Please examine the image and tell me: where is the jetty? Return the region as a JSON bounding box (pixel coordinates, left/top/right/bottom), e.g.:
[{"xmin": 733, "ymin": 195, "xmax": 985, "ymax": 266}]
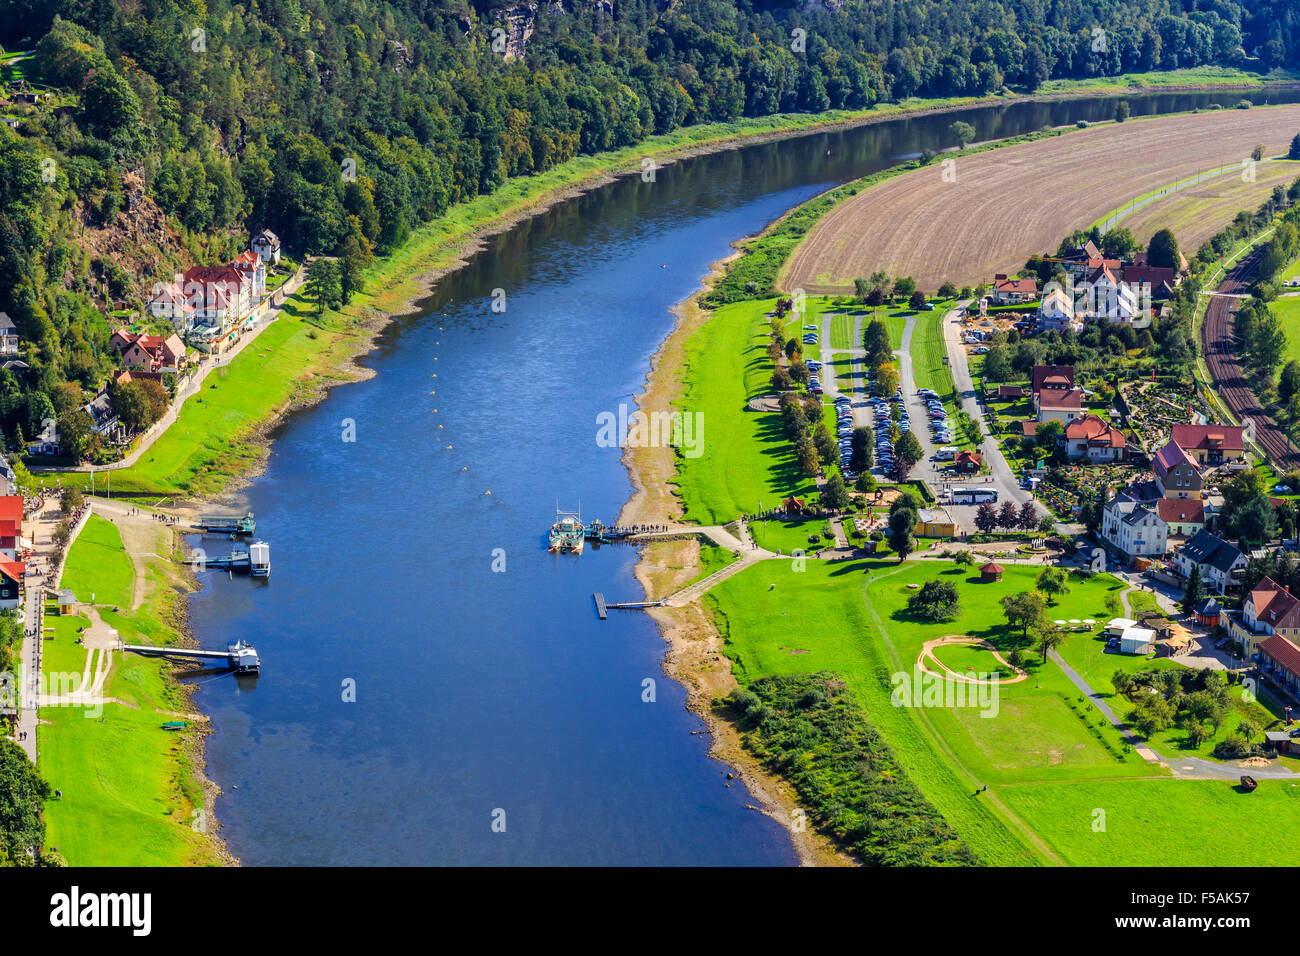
[
  {"xmin": 191, "ymin": 541, "xmax": 270, "ymax": 577},
  {"xmin": 118, "ymin": 639, "xmax": 261, "ymax": 673}
]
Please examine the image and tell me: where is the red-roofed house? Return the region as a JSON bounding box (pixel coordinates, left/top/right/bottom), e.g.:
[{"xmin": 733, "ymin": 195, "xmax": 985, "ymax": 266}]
[
  {"xmin": 1152, "ymin": 438, "xmax": 1203, "ymax": 499},
  {"xmin": 110, "ymin": 331, "xmax": 187, "ymax": 373},
  {"xmin": 953, "ymin": 450, "xmax": 983, "ymax": 473},
  {"xmin": 993, "ymin": 274, "xmax": 1039, "ymax": 304},
  {"xmin": 1259, "ymin": 633, "xmax": 1300, "ymax": 703},
  {"xmin": 1037, "ymin": 387, "xmax": 1084, "ymax": 425},
  {"xmin": 1064, "ymin": 414, "xmax": 1126, "ymax": 461},
  {"xmin": 0, "ymin": 556, "xmax": 22, "ymax": 609},
  {"xmin": 1156, "ymin": 498, "xmax": 1204, "ymax": 538},
  {"xmin": 1170, "ymin": 424, "xmax": 1245, "ymax": 466},
  {"xmin": 0, "ymin": 495, "xmax": 22, "ymax": 560},
  {"xmin": 1031, "ymin": 364, "xmax": 1075, "ymax": 398}
]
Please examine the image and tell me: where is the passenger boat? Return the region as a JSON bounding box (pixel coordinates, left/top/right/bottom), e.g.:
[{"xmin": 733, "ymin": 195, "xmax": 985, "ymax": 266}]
[{"xmin": 548, "ymin": 507, "xmax": 585, "ymax": 554}]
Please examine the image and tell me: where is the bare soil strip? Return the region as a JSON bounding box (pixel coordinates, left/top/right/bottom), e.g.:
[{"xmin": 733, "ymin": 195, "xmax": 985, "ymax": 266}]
[
  {"xmin": 917, "ymin": 636, "xmax": 1028, "ymax": 686},
  {"xmin": 782, "ymin": 105, "xmax": 1300, "ymax": 293}
]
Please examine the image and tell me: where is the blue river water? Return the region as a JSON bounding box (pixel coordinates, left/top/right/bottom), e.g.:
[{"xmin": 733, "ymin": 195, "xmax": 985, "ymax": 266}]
[{"xmin": 184, "ymin": 88, "xmax": 1300, "ymax": 865}]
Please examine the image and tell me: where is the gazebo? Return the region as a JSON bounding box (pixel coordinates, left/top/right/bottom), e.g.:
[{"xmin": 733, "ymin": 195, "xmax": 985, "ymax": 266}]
[
  {"xmin": 1193, "ymin": 597, "xmax": 1221, "ymax": 628},
  {"xmin": 979, "ymin": 561, "xmax": 1005, "ymax": 583}
]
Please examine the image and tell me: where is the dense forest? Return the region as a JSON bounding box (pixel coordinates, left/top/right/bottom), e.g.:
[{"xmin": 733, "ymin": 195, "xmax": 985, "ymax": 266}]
[{"xmin": 0, "ymin": 0, "xmax": 1297, "ymax": 456}]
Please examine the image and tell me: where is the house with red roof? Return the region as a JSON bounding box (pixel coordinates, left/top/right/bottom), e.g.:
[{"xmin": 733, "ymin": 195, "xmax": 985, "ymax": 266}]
[
  {"xmin": 992, "ymin": 274, "xmax": 1038, "ymax": 305},
  {"xmin": 1156, "ymin": 498, "xmax": 1204, "ymax": 538},
  {"xmin": 953, "ymin": 450, "xmax": 983, "ymax": 473},
  {"xmin": 1170, "ymin": 424, "xmax": 1245, "ymax": 467},
  {"xmin": 1152, "ymin": 438, "xmax": 1203, "ymax": 499},
  {"xmin": 110, "ymin": 330, "xmax": 187, "ymax": 373},
  {"xmin": 0, "ymin": 556, "xmax": 22, "ymax": 609},
  {"xmin": 1064, "ymin": 414, "xmax": 1126, "ymax": 461},
  {"xmin": 1036, "ymin": 387, "xmax": 1084, "ymax": 425},
  {"xmin": 1031, "ymin": 364, "xmax": 1075, "ymax": 398}
]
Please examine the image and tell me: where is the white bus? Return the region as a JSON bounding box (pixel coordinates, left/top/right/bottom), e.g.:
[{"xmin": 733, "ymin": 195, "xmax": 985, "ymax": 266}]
[{"xmin": 952, "ymin": 487, "xmax": 998, "ymax": 504}]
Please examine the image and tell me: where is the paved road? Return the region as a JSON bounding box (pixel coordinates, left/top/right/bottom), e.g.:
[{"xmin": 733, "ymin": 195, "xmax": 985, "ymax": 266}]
[
  {"xmin": 940, "ymin": 302, "xmax": 1041, "ymax": 530},
  {"xmin": 896, "ymin": 313, "xmax": 943, "ymax": 491},
  {"xmin": 1049, "ymin": 647, "xmax": 1161, "ymax": 763}
]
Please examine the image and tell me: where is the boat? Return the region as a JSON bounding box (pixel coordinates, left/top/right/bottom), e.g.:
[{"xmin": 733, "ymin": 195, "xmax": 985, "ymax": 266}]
[
  {"xmin": 548, "ymin": 507, "xmax": 585, "ymax": 554},
  {"xmin": 161, "ymin": 721, "xmax": 188, "ymax": 731},
  {"xmin": 196, "ymin": 511, "xmax": 256, "ymax": 535}
]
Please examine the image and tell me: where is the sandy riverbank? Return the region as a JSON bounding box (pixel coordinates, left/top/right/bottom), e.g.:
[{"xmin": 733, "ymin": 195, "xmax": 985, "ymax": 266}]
[{"xmin": 616, "ymin": 251, "xmax": 853, "ymax": 868}]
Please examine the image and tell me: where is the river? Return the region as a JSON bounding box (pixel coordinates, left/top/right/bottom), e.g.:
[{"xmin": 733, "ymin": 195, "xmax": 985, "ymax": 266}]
[{"xmin": 185, "ymin": 87, "xmax": 1300, "ymax": 865}]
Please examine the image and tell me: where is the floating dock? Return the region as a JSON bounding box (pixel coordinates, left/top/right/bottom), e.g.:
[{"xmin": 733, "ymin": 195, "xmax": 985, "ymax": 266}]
[
  {"xmin": 192, "ymin": 541, "xmax": 270, "ymax": 577},
  {"xmin": 119, "ymin": 640, "xmax": 261, "ymax": 673},
  {"xmin": 592, "ymin": 592, "xmax": 664, "ymax": 619},
  {"xmin": 195, "ymin": 511, "xmax": 257, "ymax": 535}
]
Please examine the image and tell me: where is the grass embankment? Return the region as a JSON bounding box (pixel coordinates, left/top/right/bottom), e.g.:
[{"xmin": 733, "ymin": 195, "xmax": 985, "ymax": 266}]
[
  {"xmin": 1032, "ymin": 66, "xmax": 1300, "ymax": 95},
  {"xmin": 39, "ymin": 513, "xmax": 220, "ymax": 866}
]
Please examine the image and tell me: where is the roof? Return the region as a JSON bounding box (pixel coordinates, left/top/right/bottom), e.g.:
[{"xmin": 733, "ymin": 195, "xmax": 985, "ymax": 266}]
[
  {"xmin": 0, "ymin": 496, "xmax": 21, "ymax": 526},
  {"xmin": 1171, "ymin": 424, "xmax": 1244, "ymax": 453},
  {"xmin": 917, "ymin": 508, "xmax": 953, "ymax": 525},
  {"xmin": 1153, "ymin": 438, "xmax": 1197, "ymax": 480},
  {"xmin": 1178, "ymin": 529, "xmax": 1245, "ymax": 574},
  {"xmin": 1156, "ymin": 498, "xmax": 1205, "ymax": 525},
  {"xmin": 954, "ymin": 450, "xmax": 983, "ymax": 467},
  {"xmin": 1107, "ymin": 617, "xmax": 1137, "ymax": 629},
  {"xmin": 1122, "ymin": 264, "xmax": 1177, "ymax": 289},
  {"xmin": 1065, "ymin": 414, "xmax": 1125, "ymax": 447},
  {"xmin": 0, "ymin": 312, "xmax": 15, "ymax": 333},
  {"xmin": 1120, "ymin": 626, "xmax": 1155, "ymax": 642},
  {"xmin": 997, "ymin": 384, "xmax": 1025, "ymax": 397},
  {"xmin": 994, "ymin": 276, "xmax": 1038, "ymax": 295},
  {"xmin": 1031, "ymin": 365, "xmax": 1075, "ymax": 395},
  {"xmin": 1260, "ymin": 635, "xmax": 1300, "ymax": 676},
  {"xmin": 1020, "ymin": 420, "xmax": 1038, "ymax": 437},
  {"xmin": 0, "ymin": 557, "xmax": 23, "ymax": 584},
  {"xmin": 1039, "ymin": 388, "xmax": 1084, "ymax": 412},
  {"xmin": 1193, "ymin": 596, "xmax": 1221, "ymax": 615},
  {"xmin": 1249, "ymin": 576, "xmax": 1300, "ymax": 629},
  {"xmin": 253, "ymin": 229, "xmax": 281, "ymax": 246},
  {"xmin": 980, "ymin": 561, "xmax": 1005, "ymax": 573}
]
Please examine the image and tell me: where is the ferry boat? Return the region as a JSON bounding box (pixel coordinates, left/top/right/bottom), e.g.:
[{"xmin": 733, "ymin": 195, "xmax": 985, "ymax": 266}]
[
  {"xmin": 196, "ymin": 511, "xmax": 257, "ymax": 535},
  {"xmin": 549, "ymin": 508, "xmax": 585, "ymax": 554}
]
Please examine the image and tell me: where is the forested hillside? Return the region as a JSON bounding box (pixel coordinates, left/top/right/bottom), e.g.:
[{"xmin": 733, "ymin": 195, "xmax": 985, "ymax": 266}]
[{"xmin": 0, "ymin": 0, "xmax": 1296, "ymax": 456}]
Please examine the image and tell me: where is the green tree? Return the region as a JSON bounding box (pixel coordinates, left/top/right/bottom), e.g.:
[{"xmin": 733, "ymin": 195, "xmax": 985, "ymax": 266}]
[
  {"xmin": 908, "ymin": 579, "xmax": 961, "ymax": 621},
  {"xmin": 305, "ymin": 258, "xmax": 343, "ymax": 315},
  {"xmin": 854, "ymin": 472, "xmax": 877, "ymax": 494},
  {"xmin": 895, "ymin": 429, "xmax": 923, "ymax": 465},
  {"xmin": 1147, "ymin": 228, "xmax": 1180, "ymax": 270},
  {"xmin": 1291, "ymin": 133, "xmax": 1300, "ymax": 161},
  {"xmin": 1114, "ymin": 100, "xmax": 1131, "ymax": 122},
  {"xmin": 1036, "ymin": 566, "xmax": 1070, "ymax": 605},
  {"xmin": 822, "ymin": 473, "xmax": 849, "ymax": 511},
  {"xmin": 1036, "ymin": 627, "xmax": 1062, "ymax": 663},
  {"xmin": 1181, "ymin": 564, "xmax": 1204, "ymax": 615},
  {"xmin": 1001, "ymin": 590, "xmax": 1046, "ymax": 641},
  {"xmin": 949, "ymin": 120, "xmax": 976, "ymax": 147},
  {"xmin": 0, "ymin": 737, "xmax": 51, "ymax": 864},
  {"xmin": 1280, "ymin": 360, "xmax": 1300, "ymax": 405}
]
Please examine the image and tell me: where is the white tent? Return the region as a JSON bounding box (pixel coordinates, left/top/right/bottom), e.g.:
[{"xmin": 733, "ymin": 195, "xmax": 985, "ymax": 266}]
[
  {"xmin": 1106, "ymin": 617, "xmax": 1137, "ymax": 636},
  {"xmin": 1118, "ymin": 626, "xmax": 1156, "ymax": 655}
]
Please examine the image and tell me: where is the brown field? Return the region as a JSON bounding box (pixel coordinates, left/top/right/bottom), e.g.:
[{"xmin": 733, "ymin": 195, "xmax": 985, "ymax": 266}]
[
  {"xmin": 781, "ymin": 105, "xmax": 1300, "ymax": 294},
  {"xmin": 1120, "ymin": 159, "xmax": 1300, "ymax": 251}
]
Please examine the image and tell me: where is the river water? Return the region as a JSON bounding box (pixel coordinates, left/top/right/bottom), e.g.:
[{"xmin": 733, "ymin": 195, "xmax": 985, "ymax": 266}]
[{"xmin": 185, "ymin": 88, "xmax": 1300, "ymax": 865}]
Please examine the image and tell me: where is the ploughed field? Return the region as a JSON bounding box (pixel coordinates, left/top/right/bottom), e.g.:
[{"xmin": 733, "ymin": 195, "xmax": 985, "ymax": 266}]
[{"xmin": 781, "ymin": 105, "xmax": 1300, "ymax": 293}]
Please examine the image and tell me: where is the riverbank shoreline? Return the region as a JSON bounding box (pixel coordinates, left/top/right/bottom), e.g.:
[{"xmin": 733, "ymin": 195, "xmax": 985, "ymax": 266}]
[{"xmin": 616, "ymin": 250, "xmax": 852, "ymax": 867}]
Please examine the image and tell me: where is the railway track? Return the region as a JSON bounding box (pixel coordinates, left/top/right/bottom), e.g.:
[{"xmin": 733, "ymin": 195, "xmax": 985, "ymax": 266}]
[{"xmin": 1200, "ymin": 248, "xmax": 1300, "ymax": 471}]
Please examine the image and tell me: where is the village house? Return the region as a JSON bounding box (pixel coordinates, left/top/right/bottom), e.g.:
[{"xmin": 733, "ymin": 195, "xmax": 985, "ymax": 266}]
[
  {"xmin": 1173, "ymin": 529, "xmax": 1246, "ymax": 594},
  {"xmin": 992, "ymin": 274, "xmax": 1038, "ymax": 305},
  {"xmin": 1152, "ymin": 438, "xmax": 1203, "ymax": 499},
  {"xmin": 0, "ymin": 312, "xmax": 19, "ymax": 356},
  {"xmin": 1227, "ymin": 576, "xmax": 1300, "ymax": 659},
  {"xmin": 82, "ymin": 391, "xmax": 123, "ymax": 441},
  {"xmin": 1037, "ymin": 387, "xmax": 1084, "ymax": 425},
  {"xmin": 232, "ymin": 249, "xmax": 268, "ymax": 300},
  {"xmin": 251, "ymin": 229, "xmax": 282, "ymax": 264},
  {"xmin": 1100, "ymin": 491, "xmax": 1167, "ymax": 561},
  {"xmin": 915, "ymin": 507, "xmax": 957, "ymax": 537},
  {"xmin": 109, "ymin": 330, "xmax": 187, "ymax": 373},
  {"xmin": 0, "ymin": 558, "xmax": 22, "ymax": 610},
  {"xmin": 1122, "ymin": 263, "xmax": 1178, "ymax": 300},
  {"xmin": 149, "ymin": 261, "xmax": 254, "ymax": 346},
  {"xmin": 1064, "ymin": 414, "xmax": 1126, "ymax": 461},
  {"xmin": 953, "ymin": 450, "xmax": 983, "ymax": 473},
  {"xmin": 1037, "ymin": 286, "xmax": 1079, "ymax": 333},
  {"xmin": 1081, "ymin": 264, "xmax": 1141, "ymax": 324},
  {"xmin": 1170, "ymin": 423, "xmax": 1245, "ymax": 467},
  {"xmin": 1156, "ymin": 498, "xmax": 1205, "ymax": 538}
]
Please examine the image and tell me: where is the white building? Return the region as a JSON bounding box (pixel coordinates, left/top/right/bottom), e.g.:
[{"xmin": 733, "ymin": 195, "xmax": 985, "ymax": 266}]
[{"xmin": 1100, "ymin": 492, "xmax": 1167, "ymax": 560}]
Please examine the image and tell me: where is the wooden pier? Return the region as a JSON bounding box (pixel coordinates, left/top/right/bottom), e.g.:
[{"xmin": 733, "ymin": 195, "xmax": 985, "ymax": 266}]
[{"xmin": 592, "ymin": 592, "xmax": 665, "ymax": 620}]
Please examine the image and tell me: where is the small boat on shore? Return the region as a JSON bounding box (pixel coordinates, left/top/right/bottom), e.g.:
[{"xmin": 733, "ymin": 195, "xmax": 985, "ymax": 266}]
[{"xmin": 549, "ymin": 507, "xmax": 585, "ymax": 554}]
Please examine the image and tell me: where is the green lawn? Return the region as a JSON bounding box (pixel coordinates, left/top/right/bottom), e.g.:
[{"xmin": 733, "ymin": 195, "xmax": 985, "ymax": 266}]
[
  {"xmin": 1274, "ymin": 294, "xmax": 1300, "ymax": 368},
  {"xmin": 908, "ymin": 304, "xmax": 970, "ymax": 445},
  {"xmin": 39, "ymin": 511, "xmax": 217, "ymax": 865},
  {"xmin": 673, "ymin": 298, "xmax": 824, "ymax": 524},
  {"xmin": 60, "ymin": 514, "xmax": 134, "ymax": 608},
  {"xmin": 1000, "ymin": 778, "xmax": 1300, "ymax": 866},
  {"xmin": 708, "ymin": 558, "xmax": 1157, "ymax": 865}
]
